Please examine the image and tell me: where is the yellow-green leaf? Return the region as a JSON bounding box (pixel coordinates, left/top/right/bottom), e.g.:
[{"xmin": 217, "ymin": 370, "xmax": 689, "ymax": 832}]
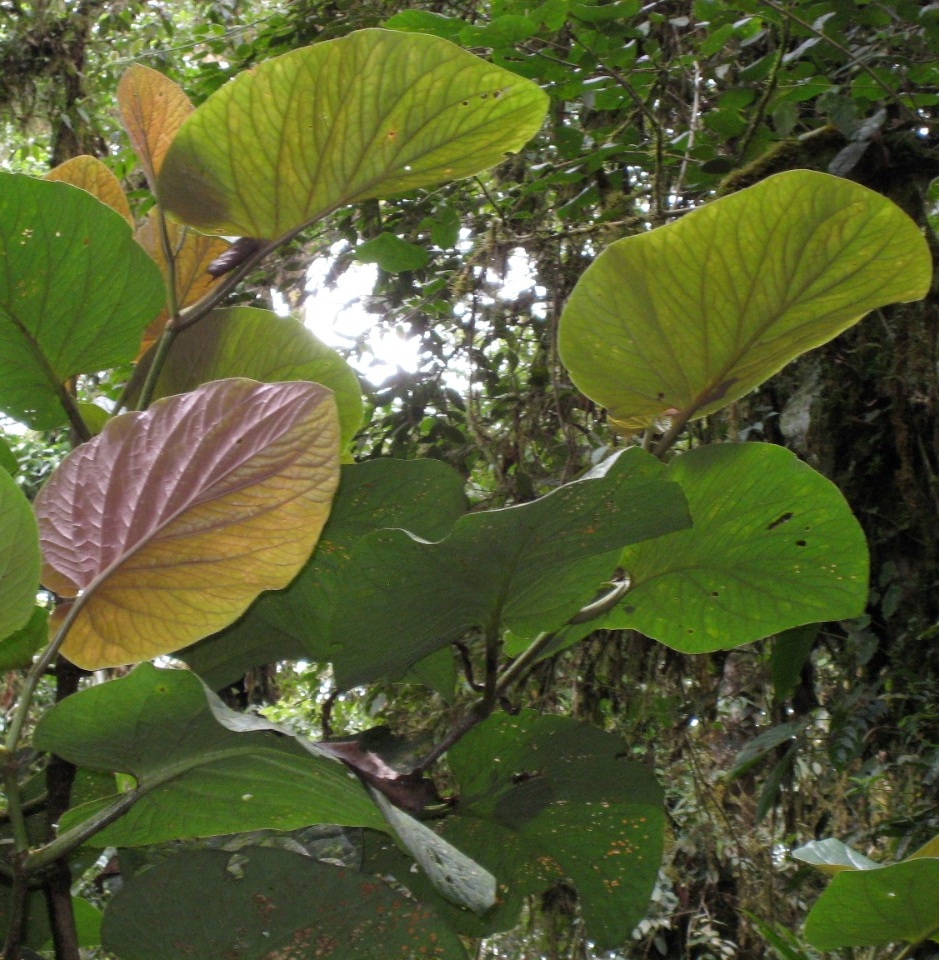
[
  {"xmin": 559, "ymin": 170, "xmax": 932, "ymax": 432},
  {"xmin": 131, "ymin": 307, "xmax": 363, "ymax": 451},
  {"xmin": 158, "ymin": 28, "xmax": 549, "ymax": 237},
  {"xmin": 44, "ymin": 156, "xmax": 133, "ymax": 227},
  {"xmin": 34, "ymin": 378, "xmax": 340, "ymax": 669}
]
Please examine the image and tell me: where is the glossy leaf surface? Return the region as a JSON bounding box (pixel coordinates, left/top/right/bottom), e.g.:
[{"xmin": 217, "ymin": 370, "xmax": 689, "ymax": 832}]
[
  {"xmin": 370, "ymin": 789, "xmax": 496, "ymax": 914},
  {"xmin": 35, "ymin": 378, "xmax": 340, "ymax": 668},
  {"xmin": 102, "ymin": 847, "xmax": 466, "ymax": 960},
  {"xmin": 117, "ymin": 63, "xmax": 193, "ymax": 185},
  {"xmin": 158, "ymin": 29, "xmax": 549, "ymax": 237},
  {"xmin": 36, "ymin": 664, "xmax": 386, "ymax": 845},
  {"xmin": 183, "ymin": 457, "xmax": 466, "ymax": 689},
  {"xmin": 607, "ymin": 443, "xmax": 868, "ymax": 651},
  {"xmin": 44, "ymin": 155, "xmax": 133, "ymax": 226},
  {"xmin": 793, "ymin": 838, "xmax": 879, "ymax": 875},
  {"xmin": 559, "ymin": 170, "xmax": 932, "ymax": 431},
  {"xmin": 0, "ymin": 173, "xmax": 164, "ymax": 428},
  {"xmin": 135, "ymin": 307, "xmax": 363, "ymax": 449},
  {"xmin": 0, "ymin": 467, "xmax": 40, "ymax": 641},
  {"xmin": 330, "ymin": 448, "xmax": 689, "ymax": 687}
]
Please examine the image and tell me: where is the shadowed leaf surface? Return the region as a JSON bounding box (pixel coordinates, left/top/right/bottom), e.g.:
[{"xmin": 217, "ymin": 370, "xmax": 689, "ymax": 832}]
[
  {"xmin": 36, "ymin": 664, "xmax": 386, "ymax": 845},
  {"xmin": 183, "ymin": 457, "xmax": 466, "ymax": 689},
  {"xmin": 0, "ymin": 436, "xmax": 15, "ymax": 475},
  {"xmin": 803, "ymin": 857, "xmax": 939, "ymax": 948},
  {"xmin": 368, "ymin": 712, "xmax": 663, "ymax": 949},
  {"xmin": 0, "ymin": 173, "xmax": 164, "ymax": 428},
  {"xmin": 158, "ymin": 28, "xmax": 549, "ymax": 237},
  {"xmin": 559, "ymin": 170, "xmax": 932, "ymax": 431},
  {"xmin": 0, "ymin": 606, "xmax": 47, "ymax": 671},
  {"xmin": 35, "ymin": 378, "xmax": 340, "ymax": 668},
  {"xmin": 607, "ymin": 443, "xmax": 868, "ymax": 651},
  {"xmin": 102, "ymin": 847, "xmax": 466, "ymax": 960},
  {"xmin": 330, "ymin": 448, "xmax": 689, "ymax": 688}
]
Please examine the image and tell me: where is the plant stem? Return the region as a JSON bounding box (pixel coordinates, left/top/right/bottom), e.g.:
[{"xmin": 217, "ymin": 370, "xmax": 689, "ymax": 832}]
[
  {"xmin": 737, "ymin": 12, "xmax": 789, "ymax": 159},
  {"xmin": 652, "ymin": 406, "xmax": 695, "ymax": 458},
  {"xmin": 414, "ymin": 579, "xmax": 631, "ymax": 773},
  {"xmin": 134, "ymin": 207, "xmax": 182, "ymax": 411},
  {"xmin": 2, "ymin": 870, "xmax": 29, "ymax": 960},
  {"xmin": 24, "ymin": 789, "xmax": 140, "ymax": 873},
  {"xmin": 0, "ymin": 594, "xmax": 91, "ymax": 959}
]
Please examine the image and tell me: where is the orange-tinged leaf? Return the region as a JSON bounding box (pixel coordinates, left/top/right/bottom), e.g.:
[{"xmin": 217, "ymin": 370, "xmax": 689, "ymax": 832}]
[
  {"xmin": 44, "ymin": 156, "xmax": 133, "ymax": 227},
  {"xmin": 118, "ymin": 64, "xmax": 194, "ymax": 187},
  {"xmin": 134, "ymin": 209, "xmax": 229, "ymax": 354},
  {"xmin": 35, "ymin": 378, "xmax": 340, "ymax": 669}
]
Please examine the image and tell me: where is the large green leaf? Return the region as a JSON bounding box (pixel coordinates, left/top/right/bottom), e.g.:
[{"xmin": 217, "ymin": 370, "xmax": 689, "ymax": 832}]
[
  {"xmin": 182, "ymin": 457, "xmax": 466, "ymax": 689},
  {"xmin": 132, "ymin": 307, "xmax": 363, "ymax": 450},
  {"xmin": 102, "ymin": 847, "xmax": 466, "ymax": 960},
  {"xmin": 0, "ymin": 606, "xmax": 48, "ymax": 671},
  {"xmin": 329, "ymin": 448, "xmax": 690, "ymax": 688},
  {"xmin": 35, "ymin": 664, "xmax": 386, "ymax": 846},
  {"xmin": 368, "ymin": 712, "xmax": 663, "ymax": 949},
  {"xmin": 0, "ymin": 173, "xmax": 164, "ymax": 428},
  {"xmin": 35, "ymin": 378, "xmax": 340, "ymax": 669},
  {"xmin": 605, "ymin": 443, "xmax": 868, "ymax": 651},
  {"xmin": 802, "ymin": 856, "xmax": 939, "ymax": 948},
  {"xmin": 158, "ymin": 29, "xmax": 549, "ymax": 237},
  {"xmin": 0, "ymin": 466, "xmax": 40, "ymax": 641},
  {"xmin": 558, "ymin": 170, "xmax": 932, "ymax": 432}
]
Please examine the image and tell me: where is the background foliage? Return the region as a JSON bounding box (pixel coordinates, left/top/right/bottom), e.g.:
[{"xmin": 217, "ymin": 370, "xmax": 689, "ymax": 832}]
[{"xmin": 2, "ymin": 1, "xmax": 939, "ymax": 958}]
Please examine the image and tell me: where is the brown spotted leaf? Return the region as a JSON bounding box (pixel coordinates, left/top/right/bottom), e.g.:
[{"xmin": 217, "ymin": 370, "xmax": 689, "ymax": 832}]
[
  {"xmin": 366, "ymin": 711, "xmax": 663, "ymax": 947},
  {"xmin": 101, "ymin": 848, "xmax": 466, "ymax": 960}
]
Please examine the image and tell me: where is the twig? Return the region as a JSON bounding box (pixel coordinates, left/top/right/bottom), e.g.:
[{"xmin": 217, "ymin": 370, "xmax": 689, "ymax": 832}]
[
  {"xmin": 321, "ymin": 689, "xmax": 341, "ymax": 739},
  {"xmin": 758, "ymin": 0, "xmax": 917, "ymax": 124},
  {"xmin": 413, "ymin": 579, "xmax": 632, "ymax": 773},
  {"xmin": 737, "ymin": 12, "xmax": 790, "ymax": 159}
]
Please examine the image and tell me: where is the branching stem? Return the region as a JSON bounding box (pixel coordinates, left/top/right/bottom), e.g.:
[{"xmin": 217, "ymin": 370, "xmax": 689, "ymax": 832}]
[{"xmin": 414, "ymin": 579, "xmax": 631, "ymax": 773}]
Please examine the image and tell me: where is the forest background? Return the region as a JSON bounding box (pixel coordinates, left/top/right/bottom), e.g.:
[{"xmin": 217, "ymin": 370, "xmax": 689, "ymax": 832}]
[{"xmin": 2, "ymin": 0, "xmax": 939, "ymax": 958}]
